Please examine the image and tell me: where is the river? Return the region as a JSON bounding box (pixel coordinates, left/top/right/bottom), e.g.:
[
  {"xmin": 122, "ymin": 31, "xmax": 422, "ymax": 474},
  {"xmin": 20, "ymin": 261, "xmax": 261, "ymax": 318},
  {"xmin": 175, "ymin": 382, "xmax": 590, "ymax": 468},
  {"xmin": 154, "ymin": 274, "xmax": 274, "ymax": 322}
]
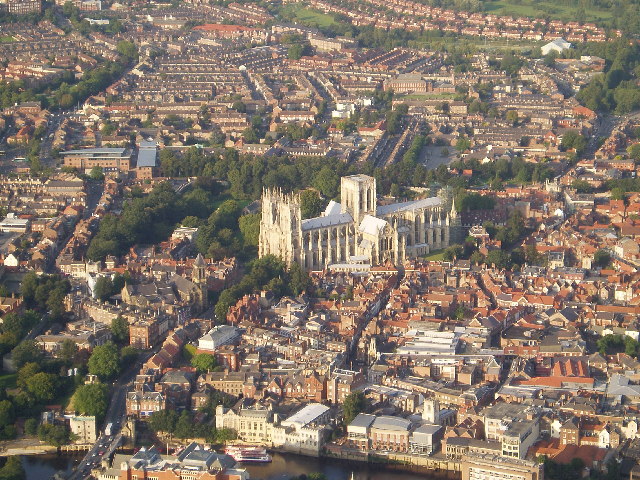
[{"xmin": 21, "ymin": 451, "xmax": 438, "ymax": 480}]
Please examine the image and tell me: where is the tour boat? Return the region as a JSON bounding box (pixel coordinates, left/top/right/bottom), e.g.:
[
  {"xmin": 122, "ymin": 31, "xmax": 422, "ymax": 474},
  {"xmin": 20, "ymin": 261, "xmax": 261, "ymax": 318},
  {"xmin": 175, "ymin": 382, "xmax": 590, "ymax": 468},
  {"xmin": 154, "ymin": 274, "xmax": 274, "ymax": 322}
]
[{"xmin": 224, "ymin": 445, "xmax": 272, "ymax": 463}]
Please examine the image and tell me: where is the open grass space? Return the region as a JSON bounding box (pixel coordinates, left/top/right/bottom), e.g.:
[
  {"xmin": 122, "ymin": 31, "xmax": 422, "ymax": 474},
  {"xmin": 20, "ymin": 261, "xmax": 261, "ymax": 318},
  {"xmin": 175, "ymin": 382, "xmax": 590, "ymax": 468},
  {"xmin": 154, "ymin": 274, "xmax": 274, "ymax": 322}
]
[
  {"xmin": 424, "ymin": 249, "xmax": 446, "ymax": 261},
  {"xmin": 280, "ymin": 4, "xmax": 340, "ymax": 29},
  {"xmin": 482, "ymin": 0, "xmax": 613, "ymax": 24},
  {"xmin": 0, "ymin": 374, "xmax": 17, "ymax": 392}
]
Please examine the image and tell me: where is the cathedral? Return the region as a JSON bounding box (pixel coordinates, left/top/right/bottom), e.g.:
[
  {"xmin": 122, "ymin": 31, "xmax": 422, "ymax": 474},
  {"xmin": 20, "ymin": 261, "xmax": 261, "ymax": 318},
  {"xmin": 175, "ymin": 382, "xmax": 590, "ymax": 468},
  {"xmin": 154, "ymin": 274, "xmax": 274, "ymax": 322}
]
[{"xmin": 259, "ymin": 174, "xmax": 457, "ymax": 271}]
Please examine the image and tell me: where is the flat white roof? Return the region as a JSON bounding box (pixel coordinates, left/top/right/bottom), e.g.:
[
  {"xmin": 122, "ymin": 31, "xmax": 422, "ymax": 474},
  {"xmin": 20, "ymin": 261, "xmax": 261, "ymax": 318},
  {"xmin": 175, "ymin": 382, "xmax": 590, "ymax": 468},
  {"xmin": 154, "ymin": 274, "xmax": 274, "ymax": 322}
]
[
  {"xmin": 283, "ymin": 403, "xmax": 329, "ymax": 427},
  {"xmin": 302, "ymin": 212, "xmax": 352, "ymax": 231},
  {"xmin": 377, "ymin": 197, "xmax": 441, "ymax": 216}
]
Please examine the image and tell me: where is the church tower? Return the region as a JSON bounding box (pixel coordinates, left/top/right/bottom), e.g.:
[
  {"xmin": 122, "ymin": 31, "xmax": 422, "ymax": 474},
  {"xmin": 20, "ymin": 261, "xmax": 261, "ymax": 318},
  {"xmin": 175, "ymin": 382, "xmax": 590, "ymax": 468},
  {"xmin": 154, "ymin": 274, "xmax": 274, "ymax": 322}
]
[
  {"xmin": 341, "ymin": 175, "xmax": 376, "ymax": 225},
  {"xmin": 448, "ymin": 197, "xmax": 463, "ymax": 245},
  {"xmin": 259, "ymin": 189, "xmax": 303, "ymax": 267},
  {"xmin": 192, "ymin": 253, "xmax": 208, "ymax": 312},
  {"xmin": 423, "ymin": 397, "xmax": 440, "ymax": 424}
]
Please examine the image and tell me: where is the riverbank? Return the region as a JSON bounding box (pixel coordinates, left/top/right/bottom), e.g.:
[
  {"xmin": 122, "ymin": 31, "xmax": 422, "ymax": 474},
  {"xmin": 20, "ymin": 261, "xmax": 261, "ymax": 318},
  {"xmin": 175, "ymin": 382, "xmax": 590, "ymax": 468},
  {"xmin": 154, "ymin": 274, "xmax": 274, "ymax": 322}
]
[
  {"xmin": 21, "ymin": 450, "xmax": 452, "ymax": 480},
  {"xmin": 324, "ymin": 448, "xmax": 460, "ymax": 479},
  {"xmin": 0, "ymin": 438, "xmax": 58, "ymax": 457}
]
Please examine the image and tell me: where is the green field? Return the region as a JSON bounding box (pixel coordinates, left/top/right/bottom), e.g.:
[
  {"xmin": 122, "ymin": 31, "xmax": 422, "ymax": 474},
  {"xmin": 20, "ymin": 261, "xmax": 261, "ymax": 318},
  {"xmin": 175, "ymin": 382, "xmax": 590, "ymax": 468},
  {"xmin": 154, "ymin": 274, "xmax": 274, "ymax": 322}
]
[
  {"xmin": 482, "ymin": 0, "xmax": 613, "ymax": 23},
  {"xmin": 280, "ymin": 4, "xmax": 340, "ymax": 28},
  {"xmin": 0, "ymin": 35, "xmax": 15, "ymax": 43},
  {"xmin": 424, "ymin": 249, "xmax": 446, "ymax": 261},
  {"xmin": 0, "ymin": 374, "xmax": 17, "ymax": 392}
]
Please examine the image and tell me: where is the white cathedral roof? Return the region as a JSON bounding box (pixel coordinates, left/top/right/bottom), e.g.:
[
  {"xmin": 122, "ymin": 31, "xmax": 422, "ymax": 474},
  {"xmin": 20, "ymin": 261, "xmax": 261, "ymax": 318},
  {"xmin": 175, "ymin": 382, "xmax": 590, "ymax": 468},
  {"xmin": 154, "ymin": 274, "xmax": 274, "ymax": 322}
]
[
  {"xmin": 302, "ymin": 212, "xmax": 353, "ymax": 231},
  {"xmin": 359, "ymin": 215, "xmax": 388, "ymax": 236},
  {"xmin": 376, "ymin": 197, "xmax": 442, "ymax": 216},
  {"xmin": 323, "ymin": 200, "xmax": 342, "ymax": 216}
]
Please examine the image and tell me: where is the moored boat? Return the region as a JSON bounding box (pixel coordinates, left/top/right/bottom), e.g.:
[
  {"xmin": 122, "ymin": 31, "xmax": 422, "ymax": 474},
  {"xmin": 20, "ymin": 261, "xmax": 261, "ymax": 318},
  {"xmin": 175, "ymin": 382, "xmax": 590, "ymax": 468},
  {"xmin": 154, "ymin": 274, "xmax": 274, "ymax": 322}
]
[{"xmin": 224, "ymin": 445, "xmax": 272, "ymax": 463}]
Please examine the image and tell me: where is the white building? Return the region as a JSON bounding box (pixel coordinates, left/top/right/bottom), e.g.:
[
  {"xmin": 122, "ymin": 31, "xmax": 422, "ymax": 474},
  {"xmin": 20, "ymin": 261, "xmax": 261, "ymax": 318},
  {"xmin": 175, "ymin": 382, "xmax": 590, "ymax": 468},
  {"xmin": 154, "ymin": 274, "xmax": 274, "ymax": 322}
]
[
  {"xmin": 396, "ymin": 330, "xmax": 461, "ymax": 355},
  {"xmin": 68, "ymin": 415, "xmax": 97, "ymax": 444},
  {"xmin": 0, "ymin": 213, "xmax": 30, "ymax": 233},
  {"xmin": 541, "ymin": 38, "xmax": 572, "ymax": 56},
  {"xmin": 216, "ymin": 403, "xmax": 331, "ymax": 456},
  {"xmin": 197, "ymin": 325, "xmax": 241, "ymax": 352}
]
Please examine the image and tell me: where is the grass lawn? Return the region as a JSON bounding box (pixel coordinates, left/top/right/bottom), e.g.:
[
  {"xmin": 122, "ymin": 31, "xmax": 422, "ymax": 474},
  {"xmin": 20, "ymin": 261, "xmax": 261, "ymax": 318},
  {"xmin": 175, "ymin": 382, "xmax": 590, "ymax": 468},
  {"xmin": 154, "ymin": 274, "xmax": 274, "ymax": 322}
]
[
  {"xmin": 483, "ymin": 0, "xmax": 613, "ymax": 23},
  {"xmin": 0, "ymin": 374, "xmax": 17, "ymax": 392},
  {"xmin": 56, "ymin": 389, "xmax": 75, "ymax": 411},
  {"xmin": 424, "ymin": 249, "xmax": 446, "ymax": 261},
  {"xmin": 0, "ymin": 35, "xmax": 15, "ymax": 43},
  {"xmin": 280, "ymin": 4, "xmax": 339, "ymax": 28}
]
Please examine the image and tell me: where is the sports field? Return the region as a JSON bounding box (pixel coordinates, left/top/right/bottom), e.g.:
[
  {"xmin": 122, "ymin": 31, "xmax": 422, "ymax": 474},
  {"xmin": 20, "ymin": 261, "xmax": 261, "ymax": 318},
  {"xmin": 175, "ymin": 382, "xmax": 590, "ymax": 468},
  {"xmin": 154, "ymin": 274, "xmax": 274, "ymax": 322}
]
[{"xmin": 482, "ymin": 0, "xmax": 613, "ymax": 24}]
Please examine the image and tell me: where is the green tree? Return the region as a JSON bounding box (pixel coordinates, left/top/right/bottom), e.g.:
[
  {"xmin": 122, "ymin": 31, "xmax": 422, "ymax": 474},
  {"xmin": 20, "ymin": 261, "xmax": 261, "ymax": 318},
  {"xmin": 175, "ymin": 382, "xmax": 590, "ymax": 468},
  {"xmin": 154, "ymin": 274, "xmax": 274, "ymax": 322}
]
[
  {"xmin": 628, "ymin": 143, "xmax": 640, "ymax": 161},
  {"xmin": 0, "ymin": 400, "xmax": 14, "ymax": 427},
  {"xmin": 287, "ymin": 43, "xmax": 308, "ymax": 60},
  {"xmin": 597, "ymin": 334, "xmax": 624, "ymax": 355},
  {"xmin": 231, "ymin": 101, "xmax": 246, "ymax": 113},
  {"xmin": 120, "ymin": 345, "xmax": 138, "ymax": 365},
  {"xmin": 174, "ymin": 411, "xmax": 193, "ymax": 439},
  {"xmin": 300, "ymin": 189, "xmax": 325, "ymax": 219},
  {"xmin": 88, "ymin": 343, "xmax": 121, "ymax": 380},
  {"xmin": 455, "ymin": 136, "xmax": 471, "ymax": 153},
  {"xmin": 0, "ymin": 456, "xmax": 25, "ymax": 480},
  {"xmin": 210, "ymin": 128, "xmax": 225, "ymax": 146},
  {"xmin": 312, "ymin": 166, "xmax": 339, "ymax": 198},
  {"xmin": 72, "ymin": 383, "xmax": 109, "ymax": 419},
  {"xmin": 506, "ymin": 110, "xmax": 519, "ymax": 126},
  {"xmin": 241, "ymin": 127, "xmax": 259, "ymax": 144},
  {"xmin": 624, "ymin": 336, "xmax": 639, "ymax": 357},
  {"xmin": 60, "ymin": 339, "xmax": 77, "ymax": 365},
  {"xmin": 453, "ymin": 304, "xmax": 467, "ymax": 320},
  {"xmin": 213, "ymin": 427, "xmax": 237, "ymax": 443},
  {"xmin": 17, "ymin": 362, "xmax": 41, "ymax": 390},
  {"xmin": 593, "ymin": 249, "xmax": 611, "ymax": 268},
  {"xmin": 89, "ymin": 166, "xmax": 104, "ymax": 181},
  {"xmin": 343, "ymin": 391, "xmax": 366, "ymax": 425},
  {"xmin": 24, "ymin": 418, "xmax": 37, "ymax": 436},
  {"xmin": 500, "ymin": 54, "xmax": 523, "ymax": 76},
  {"xmin": 571, "ymin": 180, "xmax": 592, "ymax": 194},
  {"xmin": 12, "ymin": 340, "xmax": 43, "ymax": 369},
  {"xmin": 485, "ymin": 250, "xmax": 511, "ymax": 269},
  {"xmin": 20, "ymin": 272, "xmax": 38, "ymax": 306},
  {"xmin": 116, "ymin": 40, "xmax": 138, "ymax": 63},
  {"xmin": 111, "ymin": 315, "xmax": 129, "ymax": 344},
  {"xmin": 191, "ymin": 353, "xmax": 217, "ymax": 373},
  {"xmin": 561, "ymin": 130, "xmax": 587, "ymax": 155},
  {"xmin": 288, "ymin": 262, "xmax": 310, "ymax": 296},
  {"xmin": 148, "ymin": 409, "xmax": 179, "ymax": 433},
  {"xmin": 25, "ymin": 373, "xmax": 56, "ymax": 403},
  {"xmin": 238, "ymin": 214, "xmax": 260, "ymax": 247},
  {"xmin": 611, "ymin": 187, "xmax": 626, "ymax": 201},
  {"xmin": 37, "ymin": 423, "xmax": 70, "ymax": 447},
  {"xmin": 93, "ymin": 276, "xmax": 114, "ymax": 302},
  {"xmin": 443, "ymin": 245, "xmax": 463, "ymax": 261}
]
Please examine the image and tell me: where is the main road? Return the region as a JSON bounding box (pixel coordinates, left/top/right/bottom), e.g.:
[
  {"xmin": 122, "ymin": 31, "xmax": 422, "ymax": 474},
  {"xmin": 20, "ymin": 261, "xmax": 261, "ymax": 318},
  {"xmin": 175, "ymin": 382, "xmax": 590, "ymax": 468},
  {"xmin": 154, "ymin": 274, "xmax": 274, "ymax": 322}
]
[{"xmin": 67, "ymin": 350, "xmax": 153, "ymax": 480}]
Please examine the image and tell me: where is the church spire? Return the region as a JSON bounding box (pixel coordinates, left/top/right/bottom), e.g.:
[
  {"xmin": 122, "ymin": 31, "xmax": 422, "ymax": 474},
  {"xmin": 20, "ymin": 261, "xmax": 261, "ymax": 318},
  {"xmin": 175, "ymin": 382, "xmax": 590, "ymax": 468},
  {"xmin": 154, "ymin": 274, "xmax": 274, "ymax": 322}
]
[{"xmin": 450, "ymin": 197, "xmax": 458, "ymax": 218}]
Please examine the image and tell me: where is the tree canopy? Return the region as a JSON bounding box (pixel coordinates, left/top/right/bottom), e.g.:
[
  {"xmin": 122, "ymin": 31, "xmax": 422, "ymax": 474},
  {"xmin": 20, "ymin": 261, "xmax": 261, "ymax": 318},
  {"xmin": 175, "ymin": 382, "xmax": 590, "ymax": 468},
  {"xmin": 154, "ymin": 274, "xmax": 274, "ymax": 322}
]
[
  {"xmin": 72, "ymin": 383, "xmax": 110, "ymax": 420},
  {"xmin": 88, "ymin": 343, "xmax": 121, "ymax": 380}
]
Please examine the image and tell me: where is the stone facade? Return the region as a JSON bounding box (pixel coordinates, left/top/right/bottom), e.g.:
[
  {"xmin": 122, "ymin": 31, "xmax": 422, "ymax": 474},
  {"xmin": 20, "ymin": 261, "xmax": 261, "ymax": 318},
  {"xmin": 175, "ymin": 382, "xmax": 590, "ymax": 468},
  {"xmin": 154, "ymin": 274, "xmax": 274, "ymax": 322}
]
[{"xmin": 259, "ymin": 175, "xmax": 455, "ymax": 270}]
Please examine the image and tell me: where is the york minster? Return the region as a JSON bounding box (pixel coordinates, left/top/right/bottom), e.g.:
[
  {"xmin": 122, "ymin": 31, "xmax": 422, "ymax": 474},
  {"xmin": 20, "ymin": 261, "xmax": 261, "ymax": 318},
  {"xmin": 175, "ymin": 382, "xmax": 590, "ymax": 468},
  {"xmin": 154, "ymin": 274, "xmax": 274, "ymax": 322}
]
[{"xmin": 259, "ymin": 175, "xmax": 457, "ymax": 271}]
